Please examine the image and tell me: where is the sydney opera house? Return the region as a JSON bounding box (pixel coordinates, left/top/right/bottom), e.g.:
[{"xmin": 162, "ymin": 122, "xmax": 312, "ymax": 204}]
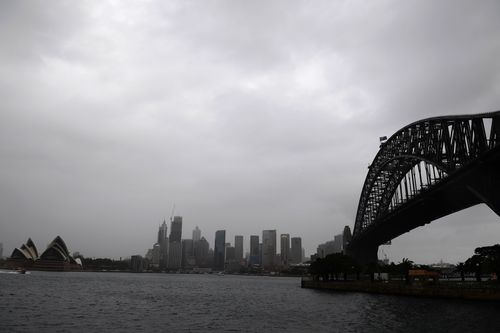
[{"xmin": 6, "ymin": 236, "xmax": 82, "ymax": 271}]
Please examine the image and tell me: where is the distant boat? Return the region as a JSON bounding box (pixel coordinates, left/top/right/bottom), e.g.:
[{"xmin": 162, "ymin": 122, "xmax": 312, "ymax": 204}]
[{"xmin": 0, "ymin": 268, "xmax": 28, "ymax": 274}]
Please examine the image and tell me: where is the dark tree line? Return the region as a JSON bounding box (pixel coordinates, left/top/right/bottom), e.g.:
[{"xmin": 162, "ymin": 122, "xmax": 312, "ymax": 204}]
[
  {"xmin": 457, "ymin": 244, "xmax": 500, "ymax": 282},
  {"xmin": 78, "ymin": 257, "xmax": 130, "ymax": 271},
  {"xmin": 309, "ymin": 254, "xmax": 416, "ymax": 282},
  {"xmin": 309, "ymin": 253, "xmax": 360, "ymax": 281}
]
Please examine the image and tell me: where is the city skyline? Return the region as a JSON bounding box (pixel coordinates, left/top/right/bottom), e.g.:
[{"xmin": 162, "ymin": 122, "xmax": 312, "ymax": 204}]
[{"xmin": 1, "ymin": 1, "xmax": 500, "ymax": 264}]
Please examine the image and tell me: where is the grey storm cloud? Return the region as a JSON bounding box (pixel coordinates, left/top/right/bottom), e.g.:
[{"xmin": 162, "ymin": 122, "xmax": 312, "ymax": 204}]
[{"xmin": 1, "ymin": 0, "xmax": 500, "ymax": 264}]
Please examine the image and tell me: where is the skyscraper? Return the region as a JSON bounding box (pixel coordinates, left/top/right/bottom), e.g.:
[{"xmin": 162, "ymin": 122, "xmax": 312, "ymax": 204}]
[
  {"xmin": 234, "ymin": 235, "xmax": 243, "ymax": 262},
  {"xmin": 0, "ymin": 242, "xmax": 3, "ymax": 259},
  {"xmin": 214, "ymin": 230, "xmax": 226, "ymax": 271},
  {"xmin": 249, "ymin": 235, "xmax": 260, "ymax": 266},
  {"xmin": 157, "ymin": 220, "xmax": 168, "ymax": 269},
  {"xmin": 280, "ymin": 234, "xmax": 290, "ymax": 267},
  {"xmin": 262, "ymin": 230, "xmax": 277, "ymax": 270},
  {"xmin": 194, "ymin": 236, "xmax": 210, "ymax": 267},
  {"xmin": 192, "ymin": 226, "xmax": 201, "ymax": 243},
  {"xmin": 291, "ymin": 237, "xmax": 302, "ymax": 264},
  {"xmin": 181, "ymin": 239, "xmax": 194, "ymax": 268},
  {"xmin": 168, "ymin": 216, "xmax": 183, "ymax": 270}
]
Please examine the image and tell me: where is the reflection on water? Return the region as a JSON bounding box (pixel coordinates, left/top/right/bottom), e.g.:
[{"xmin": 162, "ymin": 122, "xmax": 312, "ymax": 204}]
[{"xmin": 1, "ymin": 271, "xmax": 500, "ymax": 332}]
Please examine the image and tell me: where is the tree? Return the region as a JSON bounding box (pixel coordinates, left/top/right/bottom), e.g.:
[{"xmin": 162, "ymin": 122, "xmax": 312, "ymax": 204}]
[
  {"xmin": 472, "ymin": 244, "xmax": 500, "ymax": 282},
  {"xmin": 399, "ymin": 258, "xmax": 414, "ymax": 284}
]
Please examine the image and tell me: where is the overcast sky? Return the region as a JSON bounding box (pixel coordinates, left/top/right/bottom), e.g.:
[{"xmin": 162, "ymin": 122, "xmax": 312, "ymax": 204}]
[{"xmin": 1, "ymin": 0, "xmax": 500, "ymax": 264}]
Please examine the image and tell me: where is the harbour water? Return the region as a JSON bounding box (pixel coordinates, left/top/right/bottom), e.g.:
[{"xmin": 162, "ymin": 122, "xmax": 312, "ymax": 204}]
[{"xmin": 1, "ymin": 271, "xmax": 500, "ymax": 332}]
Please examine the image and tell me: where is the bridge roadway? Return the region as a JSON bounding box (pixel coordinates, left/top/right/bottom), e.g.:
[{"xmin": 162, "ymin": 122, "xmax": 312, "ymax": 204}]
[{"xmin": 347, "ymin": 142, "xmax": 500, "ymax": 264}]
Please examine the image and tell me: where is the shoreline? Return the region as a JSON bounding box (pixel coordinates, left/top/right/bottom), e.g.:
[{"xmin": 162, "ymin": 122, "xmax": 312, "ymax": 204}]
[{"xmin": 301, "ymin": 279, "xmax": 500, "ymax": 301}]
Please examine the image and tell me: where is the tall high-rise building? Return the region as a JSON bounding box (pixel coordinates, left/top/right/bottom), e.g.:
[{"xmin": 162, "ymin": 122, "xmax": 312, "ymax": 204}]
[
  {"xmin": 194, "ymin": 236, "xmax": 210, "ymax": 267},
  {"xmin": 192, "ymin": 226, "xmax": 201, "ymax": 242},
  {"xmin": 234, "ymin": 235, "xmax": 243, "ymax": 262},
  {"xmin": 249, "ymin": 235, "xmax": 260, "ymax": 266},
  {"xmin": 181, "ymin": 239, "xmax": 195, "ymax": 268},
  {"xmin": 225, "ymin": 246, "xmax": 235, "ymax": 262},
  {"xmin": 291, "ymin": 237, "xmax": 302, "ymax": 264},
  {"xmin": 158, "ymin": 220, "xmax": 168, "ymax": 244},
  {"xmin": 151, "ymin": 243, "xmax": 161, "ymax": 267},
  {"xmin": 168, "ymin": 216, "xmax": 183, "ymax": 269},
  {"xmin": 214, "ymin": 230, "xmax": 226, "ymax": 271},
  {"xmin": 280, "ymin": 234, "xmax": 290, "ymax": 267},
  {"xmin": 0, "ymin": 242, "xmax": 3, "ymax": 259},
  {"xmin": 262, "ymin": 230, "xmax": 277, "ymax": 270},
  {"xmin": 157, "ymin": 220, "xmax": 169, "ymax": 269}
]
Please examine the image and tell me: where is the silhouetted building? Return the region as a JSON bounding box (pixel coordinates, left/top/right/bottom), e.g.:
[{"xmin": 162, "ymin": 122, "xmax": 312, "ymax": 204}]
[
  {"xmin": 181, "ymin": 239, "xmax": 195, "ymax": 269},
  {"xmin": 151, "ymin": 243, "xmax": 161, "ymax": 267},
  {"xmin": 262, "ymin": 230, "xmax": 277, "ymax": 270},
  {"xmin": 291, "ymin": 237, "xmax": 302, "ymax": 264},
  {"xmin": 158, "ymin": 220, "xmax": 169, "ymax": 269},
  {"xmin": 214, "ymin": 230, "xmax": 226, "ymax": 271},
  {"xmin": 225, "ymin": 246, "xmax": 235, "ymax": 262},
  {"xmin": 194, "ymin": 236, "xmax": 210, "ymax": 267},
  {"xmin": 0, "ymin": 242, "xmax": 3, "ymax": 259},
  {"xmin": 249, "ymin": 235, "xmax": 260, "ymax": 266},
  {"xmin": 168, "ymin": 216, "xmax": 183, "ymax": 270},
  {"xmin": 280, "ymin": 234, "xmax": 290, "ymax": 268},
  {"xmin": 234, "ymin": 235, "xmax": 243, "ymax": 262},
  {"xmin": 192, "ymin": 226, "xmax": 201, "ymax": 243}
]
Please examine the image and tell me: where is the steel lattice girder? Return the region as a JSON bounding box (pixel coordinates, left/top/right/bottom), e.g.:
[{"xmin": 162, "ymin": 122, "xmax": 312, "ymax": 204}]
[{"xmin": 353, "ymin": 111, "xmax": 500, "ymax": 237}]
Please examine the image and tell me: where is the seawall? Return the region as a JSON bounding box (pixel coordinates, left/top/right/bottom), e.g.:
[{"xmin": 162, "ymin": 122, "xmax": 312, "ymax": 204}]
[{"xmin": 301, "ymin": 279, "xmax": 500, "ymax": 301}]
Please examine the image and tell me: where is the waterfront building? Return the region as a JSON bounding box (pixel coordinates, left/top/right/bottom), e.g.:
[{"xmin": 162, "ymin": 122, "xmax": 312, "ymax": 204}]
[
  {"xmin": 192, "ymin": 226, "xmax": 201, "ymax": 243},
  {"xmin": 280, "ymin": 234, "xmax": 290, "ymax": 268},
  {"xmin": 6, "ymin": 238, "xmax": 38, "ymax": 268},
  {"xmin": 262, "ymin": 230, "xmax": 277, "ymax": 270},
  {"xmin": 291, "ymin": 237, "xmax": 302, "ymax": 264},
  {"xmin": 158, "ymin": 220, "xmax": 169, "ymax": 269},
  {"xmin": 234, "ymin": 235, "xmax": 243, "ymax": 262},
  {"xmin": 35, "ymin": 236, "xmax": 82, "ymax": 271},
  {"xmin": 181, "ymin": 239, "xmax": 195, "ymax": 269},
  {"xmin": 6, "ymin": 236, "xmax": 82, "ymax": 271},
  {"xmin": 145, "ymin": 248, "xmax": 153, "ymax": 261},
  {"xmin": 214, "ymin": 230, "xmax": 226, "ymax": 271},
  {"xmin": 168, "ymin": 216, "xmax": 183, "ymax": 270},
  {"xmin": 194, "ymin": 236, "xmax": 210, "ymax": 267},
  {"xmin": 225, "ymin": 246, "xmax": 235, "ymax": 262},
  {"xmin": 0, "ymin": 242, "xmax": 3, "ymax": 259},
  {"xmin": 249, "ymin": 235, "xmax": 260, "ymax": 266},
  {"xmin": 151, "ymin": 243, "xmax": 161, "ymax": 267}
]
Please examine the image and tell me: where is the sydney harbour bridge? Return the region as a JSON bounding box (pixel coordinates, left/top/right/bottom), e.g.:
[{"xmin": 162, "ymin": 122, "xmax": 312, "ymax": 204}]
[{"xmin": 347, "ymin": 111, "xmax": 500, "ymax": 264}]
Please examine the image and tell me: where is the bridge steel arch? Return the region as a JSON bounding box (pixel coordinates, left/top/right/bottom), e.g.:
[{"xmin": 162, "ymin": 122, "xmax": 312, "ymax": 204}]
[{"xmin": 347, "ymin": 111, "xmax": 500, "ymax": 264}]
